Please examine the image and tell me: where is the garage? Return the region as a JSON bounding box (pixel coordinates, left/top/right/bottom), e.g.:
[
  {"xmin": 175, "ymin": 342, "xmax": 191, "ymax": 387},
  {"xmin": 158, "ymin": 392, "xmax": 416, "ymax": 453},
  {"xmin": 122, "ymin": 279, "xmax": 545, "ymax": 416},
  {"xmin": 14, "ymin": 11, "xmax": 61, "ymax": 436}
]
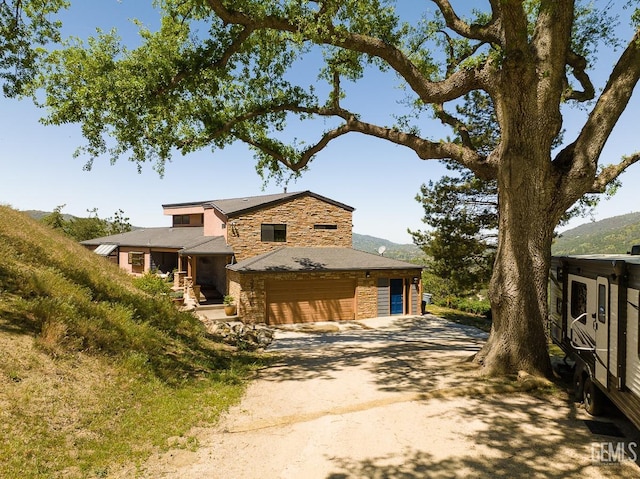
[
  {"xmin": 266, "ymin": 278, "xmax": 355, "ymax": 325},
  {"xmin": 226, "ymin": 246, "xmax": 423, "ymax": 324}
]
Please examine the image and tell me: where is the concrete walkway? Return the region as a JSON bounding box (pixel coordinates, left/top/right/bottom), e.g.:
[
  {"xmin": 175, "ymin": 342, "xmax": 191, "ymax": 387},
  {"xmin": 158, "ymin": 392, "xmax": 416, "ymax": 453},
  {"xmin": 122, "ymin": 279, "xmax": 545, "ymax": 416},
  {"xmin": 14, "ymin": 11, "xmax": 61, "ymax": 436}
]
[{"xmin": 140, "ymin": 315, "xmax": 640, "ymax": 479}]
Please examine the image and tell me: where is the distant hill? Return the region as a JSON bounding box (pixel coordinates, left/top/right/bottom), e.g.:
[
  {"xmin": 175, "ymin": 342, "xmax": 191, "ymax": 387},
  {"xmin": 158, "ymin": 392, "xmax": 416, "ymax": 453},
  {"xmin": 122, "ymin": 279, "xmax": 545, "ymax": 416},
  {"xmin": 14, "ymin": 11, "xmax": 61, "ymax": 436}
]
[
  {"xmin": 22, "ymin": 209, "xmax": 76, "ymax": 221},
  {"xmin": 353, "ymin": 233, "xmax": 425, "ymax": 263},
  {"xmin": 552, "ymin": 212, "xmax": 640, "ymax": 255}
]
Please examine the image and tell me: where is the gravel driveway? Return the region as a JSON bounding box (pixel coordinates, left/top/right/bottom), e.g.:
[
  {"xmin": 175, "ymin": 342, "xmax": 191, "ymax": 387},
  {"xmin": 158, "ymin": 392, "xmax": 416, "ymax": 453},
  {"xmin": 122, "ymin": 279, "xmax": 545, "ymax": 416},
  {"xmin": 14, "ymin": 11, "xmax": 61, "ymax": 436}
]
[{"xmin": 140, "ymin": 315, "xmax": 640, "ymax": 479}]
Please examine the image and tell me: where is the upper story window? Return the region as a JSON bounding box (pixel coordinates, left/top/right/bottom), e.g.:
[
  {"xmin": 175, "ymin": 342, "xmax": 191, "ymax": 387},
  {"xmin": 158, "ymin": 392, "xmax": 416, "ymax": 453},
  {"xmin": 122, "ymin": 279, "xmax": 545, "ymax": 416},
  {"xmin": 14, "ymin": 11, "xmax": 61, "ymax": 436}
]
[
  {"xmin": 314, "ymin": 224, "xmax": 338, "ymax": 230},
  {"xmin": 173, "ymin": 214, "xmax": 204, "ymax": 227},
  {"xmin": 261, "ymin": 224, "xmax": 286, "ymax": 242}
]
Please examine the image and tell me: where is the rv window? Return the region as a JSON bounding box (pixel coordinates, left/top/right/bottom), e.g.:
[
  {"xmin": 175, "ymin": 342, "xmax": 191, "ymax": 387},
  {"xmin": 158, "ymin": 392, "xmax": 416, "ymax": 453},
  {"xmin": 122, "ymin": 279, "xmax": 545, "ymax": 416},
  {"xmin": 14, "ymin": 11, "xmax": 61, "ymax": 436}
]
[
  {"xmin": 597, "ymin": 284, "xmax": 606, "ymax": 324},
  {"xmin": 570, "ymin": 281, "xmax": 587, "ymax": 324}
]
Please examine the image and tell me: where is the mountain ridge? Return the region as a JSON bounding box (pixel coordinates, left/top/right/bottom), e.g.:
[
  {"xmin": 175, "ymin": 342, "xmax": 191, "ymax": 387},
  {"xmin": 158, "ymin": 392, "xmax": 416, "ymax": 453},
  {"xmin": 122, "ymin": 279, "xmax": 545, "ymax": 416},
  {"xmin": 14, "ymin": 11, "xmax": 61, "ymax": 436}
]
[
  {"xmin": 553, "ymin": 211, "xmax": 640, "ymax": 255},
  {"xmin": 352, "ymin": 232, "xmax": 423, "ymax": 261}
]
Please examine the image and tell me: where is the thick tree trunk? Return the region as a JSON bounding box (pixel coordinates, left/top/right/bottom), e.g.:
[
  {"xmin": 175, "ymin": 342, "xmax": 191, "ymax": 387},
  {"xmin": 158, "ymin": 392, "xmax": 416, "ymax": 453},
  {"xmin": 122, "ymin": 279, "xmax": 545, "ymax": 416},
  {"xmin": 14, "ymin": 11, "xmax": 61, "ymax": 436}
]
[{"xmin": 474, "ymin": 170, "xmax": 556, "ymax": 378}]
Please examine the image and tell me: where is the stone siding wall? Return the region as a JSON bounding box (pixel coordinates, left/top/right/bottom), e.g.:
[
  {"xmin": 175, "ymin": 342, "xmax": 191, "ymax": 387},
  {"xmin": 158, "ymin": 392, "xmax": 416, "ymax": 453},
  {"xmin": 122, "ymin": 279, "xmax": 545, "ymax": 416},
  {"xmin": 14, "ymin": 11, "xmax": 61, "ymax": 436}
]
[{"xmin": 227, "ymin": 195, "xmax": 353, "ymax": 262}]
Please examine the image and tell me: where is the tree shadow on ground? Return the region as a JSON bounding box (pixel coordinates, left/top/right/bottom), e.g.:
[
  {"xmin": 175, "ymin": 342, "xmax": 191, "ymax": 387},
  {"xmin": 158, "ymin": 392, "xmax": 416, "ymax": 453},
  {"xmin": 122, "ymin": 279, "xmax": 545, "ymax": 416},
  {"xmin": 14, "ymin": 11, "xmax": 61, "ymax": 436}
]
[
  {"xmin": 325, "ymin": 394, "xmax": 640, "ymax": 479},
  {"xmin": 263, "ymin": 315, "xmax": 640, "ymax": 478},
  {"xmin": 263, "ymin": 316, "xmax": 487, "ymax": 390}
]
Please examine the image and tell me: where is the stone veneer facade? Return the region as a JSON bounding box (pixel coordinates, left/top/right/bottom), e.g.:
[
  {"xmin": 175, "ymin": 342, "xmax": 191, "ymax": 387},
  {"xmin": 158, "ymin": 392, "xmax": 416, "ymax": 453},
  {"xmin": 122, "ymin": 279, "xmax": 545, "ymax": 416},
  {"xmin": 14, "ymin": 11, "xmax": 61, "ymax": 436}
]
[
  {"xmin": 228, "ymin": 269, "xmax": 421, "ymax": 324},
  {"xmin": 226, "ymin": 195, "xmax": 353, "ymax": 262}
]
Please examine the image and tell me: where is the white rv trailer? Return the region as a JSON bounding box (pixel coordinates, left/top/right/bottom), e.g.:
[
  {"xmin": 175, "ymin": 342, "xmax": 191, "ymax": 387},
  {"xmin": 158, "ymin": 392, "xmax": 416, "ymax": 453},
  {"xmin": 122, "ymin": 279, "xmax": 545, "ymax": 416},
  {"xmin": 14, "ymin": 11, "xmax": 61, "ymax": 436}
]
[{"xmin": 549, "ymin": 253, "xmax": 640, "ymax": 428}]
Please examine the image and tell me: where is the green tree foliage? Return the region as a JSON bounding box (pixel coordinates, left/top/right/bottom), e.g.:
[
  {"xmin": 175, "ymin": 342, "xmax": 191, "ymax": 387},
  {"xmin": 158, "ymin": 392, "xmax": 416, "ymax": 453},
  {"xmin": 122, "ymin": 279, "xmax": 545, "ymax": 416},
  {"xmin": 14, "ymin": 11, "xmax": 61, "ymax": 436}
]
[
  {"xmin": 34, "ymin": 1, "xmax": 640, "ymax": 377},
  {"xmin": 41, "ymin": 205, "xmax": 131, "ymax": 241},
  {"xmin": 412, "ymin": 172, "xmax": 496, "ymax": 296},
  {"xmin": 0, "ymin": 0, "xmax": 67, "ymax": 97},
  {"xmin": 40, "ymin": 203, "xmax": 67, "ymax": 230},
  {"xmin": 411, "ymin": 91, "xmax": 499, "ymax": 296},
  {"xmin": 410, "ymin": 89, "xmax": 615, "ymax": 298}
]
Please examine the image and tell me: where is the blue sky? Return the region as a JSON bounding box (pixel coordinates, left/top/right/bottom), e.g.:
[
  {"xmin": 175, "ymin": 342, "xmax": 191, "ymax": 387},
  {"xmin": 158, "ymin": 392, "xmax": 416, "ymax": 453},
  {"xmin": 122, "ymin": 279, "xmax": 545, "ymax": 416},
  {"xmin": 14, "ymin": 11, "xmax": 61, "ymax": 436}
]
[{"xmin": 0, "ymin": 1, "xmax": 638, "ymax": 244}]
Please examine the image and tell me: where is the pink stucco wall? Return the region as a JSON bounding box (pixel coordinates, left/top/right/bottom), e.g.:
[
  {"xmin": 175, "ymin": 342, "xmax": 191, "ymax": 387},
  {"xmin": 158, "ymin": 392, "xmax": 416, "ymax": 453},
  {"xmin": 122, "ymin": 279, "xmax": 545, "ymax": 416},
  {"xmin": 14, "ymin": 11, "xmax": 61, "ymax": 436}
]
[
  {"xmin": 204, "ymin": 208, "xmax": 228, "ymax": 239},
  {"xmin": 118, "ymin": 246, "xmax": 150, "ymax": 275},
  {"xmin": 163, "ymin": 205, "xmax": 205, "ymax": 217}
]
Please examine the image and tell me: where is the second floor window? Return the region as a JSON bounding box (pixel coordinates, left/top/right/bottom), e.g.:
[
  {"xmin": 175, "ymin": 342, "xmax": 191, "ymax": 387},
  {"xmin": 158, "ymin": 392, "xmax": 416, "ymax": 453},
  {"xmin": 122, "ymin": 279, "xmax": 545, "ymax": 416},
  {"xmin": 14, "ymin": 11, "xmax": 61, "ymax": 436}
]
[
  {"xmin": 173, "ymin": 214, "xmax": 191, "ymax": 226},
  {"xmin": 173, "ymin": 214, "xmax": 203, "ymax": 226},
  {"xmin": 261, "ymin": 224, "xmax": 286, "ymax": 242}
]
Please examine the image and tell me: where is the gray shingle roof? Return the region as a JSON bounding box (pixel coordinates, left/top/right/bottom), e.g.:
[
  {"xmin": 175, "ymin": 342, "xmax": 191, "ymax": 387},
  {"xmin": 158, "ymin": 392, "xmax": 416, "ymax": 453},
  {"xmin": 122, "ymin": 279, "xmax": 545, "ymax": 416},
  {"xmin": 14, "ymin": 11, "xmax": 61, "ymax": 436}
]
[
  {"xmin": 228, "ymin": 247, "xmax": 423, "ymax": 272},
  {"xmin": 181, "ymin": 236, "xmax": 234, "ymax": 255},
  {"xmin": 81, "ymin": 227, "xmax": 230, "ymax": 253},
  {"xmin": 162, "ymin": 191, "xmax": 355, "ymax": 217}
]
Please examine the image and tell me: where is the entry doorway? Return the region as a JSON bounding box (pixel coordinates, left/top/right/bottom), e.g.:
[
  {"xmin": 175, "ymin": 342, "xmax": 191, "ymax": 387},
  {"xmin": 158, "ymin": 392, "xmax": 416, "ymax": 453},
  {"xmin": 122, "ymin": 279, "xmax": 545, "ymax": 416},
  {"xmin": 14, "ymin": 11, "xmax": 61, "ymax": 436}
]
[{"xmin": 390, "ymin": 279, "xmax": 404, "ymax": 315}]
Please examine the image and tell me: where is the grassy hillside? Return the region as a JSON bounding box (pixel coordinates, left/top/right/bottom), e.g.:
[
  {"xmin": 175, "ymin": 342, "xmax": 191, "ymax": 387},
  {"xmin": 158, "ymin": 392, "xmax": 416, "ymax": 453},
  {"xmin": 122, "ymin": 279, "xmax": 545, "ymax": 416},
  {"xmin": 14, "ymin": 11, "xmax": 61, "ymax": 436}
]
[
  {"xmin": 552, "ymin": 212, "xmax": 640, "ymax": 255},
  {"xmin": 353, "ymin": 233, "xmax": 425, "ymax": 263},
  {"xmin": 0, "ymin": 206, "xmax": 262, "ymax": 478}
]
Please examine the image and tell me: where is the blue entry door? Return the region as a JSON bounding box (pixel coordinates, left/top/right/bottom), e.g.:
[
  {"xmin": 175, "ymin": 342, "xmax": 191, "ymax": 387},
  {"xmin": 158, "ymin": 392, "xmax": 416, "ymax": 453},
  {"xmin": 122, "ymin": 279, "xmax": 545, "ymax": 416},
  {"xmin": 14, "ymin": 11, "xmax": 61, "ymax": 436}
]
[{"xmin": 390, "ymin": 279, "xmax": 404, "ymax": 315}]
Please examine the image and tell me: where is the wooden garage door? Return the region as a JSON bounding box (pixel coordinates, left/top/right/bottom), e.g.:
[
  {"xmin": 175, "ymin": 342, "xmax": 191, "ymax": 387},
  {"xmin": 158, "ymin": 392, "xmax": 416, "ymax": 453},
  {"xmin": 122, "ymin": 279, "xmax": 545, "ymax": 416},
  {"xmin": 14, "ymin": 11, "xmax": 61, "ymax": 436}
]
[{"xmin": 266, "ymin": 279, "xmax": 356, "ymax": 325}]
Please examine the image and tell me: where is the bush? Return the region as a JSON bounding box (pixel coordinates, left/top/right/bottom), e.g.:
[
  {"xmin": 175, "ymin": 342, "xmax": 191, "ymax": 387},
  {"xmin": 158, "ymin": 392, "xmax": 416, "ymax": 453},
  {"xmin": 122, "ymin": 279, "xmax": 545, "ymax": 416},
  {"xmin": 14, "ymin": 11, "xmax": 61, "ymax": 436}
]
[
  {"xmin": 132, "ymin": 272, "xmax": 172, "ymax": 296},
  {"xmin": 434, "ymin": 295, "xmax": 491, "ymax": 318},
  {"xmin": 421, "ymin": 271, "xmax": 455, "ymax": 301}
]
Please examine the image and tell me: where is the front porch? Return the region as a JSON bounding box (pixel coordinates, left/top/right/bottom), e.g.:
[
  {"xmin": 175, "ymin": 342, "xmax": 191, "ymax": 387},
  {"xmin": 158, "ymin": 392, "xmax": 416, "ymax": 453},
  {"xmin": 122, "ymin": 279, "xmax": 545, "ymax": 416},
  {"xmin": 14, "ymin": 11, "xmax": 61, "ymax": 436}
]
[{"xmin": 174, "ymin": 252, "xmax": 233, "ymax": 306}]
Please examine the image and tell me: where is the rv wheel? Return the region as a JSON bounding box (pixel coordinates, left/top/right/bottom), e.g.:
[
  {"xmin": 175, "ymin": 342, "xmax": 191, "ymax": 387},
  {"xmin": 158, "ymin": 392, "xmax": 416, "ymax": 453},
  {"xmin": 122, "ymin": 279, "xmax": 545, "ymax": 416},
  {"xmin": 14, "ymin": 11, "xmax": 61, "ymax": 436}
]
[{"xmin": 583, "ymin": 377, "xmax": 604, "ymax": 416}]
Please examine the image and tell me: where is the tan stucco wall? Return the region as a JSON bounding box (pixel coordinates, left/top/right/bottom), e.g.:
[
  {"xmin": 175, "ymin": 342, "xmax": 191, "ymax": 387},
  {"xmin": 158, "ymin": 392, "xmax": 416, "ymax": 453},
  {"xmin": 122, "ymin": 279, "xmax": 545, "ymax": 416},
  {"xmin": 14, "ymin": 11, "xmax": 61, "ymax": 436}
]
[
  {"xmin": 227, "ymin": 195, "xmax": 353, "ymax": 262},
  {"xmin": 228, "ymin": 269, "xmax": 421, "ymax": 324}
]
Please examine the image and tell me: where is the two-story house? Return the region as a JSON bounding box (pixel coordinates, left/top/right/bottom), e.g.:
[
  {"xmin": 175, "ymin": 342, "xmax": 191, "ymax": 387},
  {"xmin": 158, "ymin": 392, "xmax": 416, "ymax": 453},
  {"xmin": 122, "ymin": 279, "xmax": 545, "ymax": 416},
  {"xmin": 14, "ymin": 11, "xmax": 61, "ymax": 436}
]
[{"xmin": 82, "ymin": 191, "xmax": 423, "ymax": 324}]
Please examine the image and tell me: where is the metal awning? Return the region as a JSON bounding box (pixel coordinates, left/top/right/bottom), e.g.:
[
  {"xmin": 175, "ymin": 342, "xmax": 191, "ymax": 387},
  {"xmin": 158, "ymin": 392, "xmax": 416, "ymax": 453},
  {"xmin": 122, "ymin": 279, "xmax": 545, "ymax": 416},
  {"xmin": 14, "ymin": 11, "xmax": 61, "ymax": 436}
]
[{"xmin": 93, "ymin": 244, "xmax": 118, "ymax": 256}]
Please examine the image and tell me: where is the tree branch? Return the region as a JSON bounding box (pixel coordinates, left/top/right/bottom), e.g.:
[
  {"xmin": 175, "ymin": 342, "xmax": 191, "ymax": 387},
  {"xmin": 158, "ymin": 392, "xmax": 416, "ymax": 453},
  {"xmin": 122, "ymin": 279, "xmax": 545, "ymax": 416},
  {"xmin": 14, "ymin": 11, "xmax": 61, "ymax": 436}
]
[
  {"xmin": 433, "ymin": 102, "xmax": 473, "ymax": 149},
  {"xmin": 176, "ymin": 101, "xmax": 306, "ymax": 151},
  {"xmin": 564, "ymin": 50, "xmax": 595, "ymax": 101},
  {"xmin": 438, "ymin": 29, "xmax": 487, "ymax": 76},
  {"xmin": 237, "ymin": 123, "xmax": 353, "ymax": 172},
  {"xmin": 431, "ymin": 0, "xmax": 501, "ymax": 44},
  {"xmin": 571, "ymin": 28, "xmax": 640, "ymax": 181},
  {"xmin": 590, "ymin": 153, "xmax": 640, "ymax": 193},
  {"xmin": 233, "ymin": 106, "xmax": 494, "ymax": 179},
  {"xmin": 157, "ymin": 25, "xmax": 254, "ymax": 96},
  {"xmin": 204, "ymin": 0, "xmax": 486, "ymax": 104}
]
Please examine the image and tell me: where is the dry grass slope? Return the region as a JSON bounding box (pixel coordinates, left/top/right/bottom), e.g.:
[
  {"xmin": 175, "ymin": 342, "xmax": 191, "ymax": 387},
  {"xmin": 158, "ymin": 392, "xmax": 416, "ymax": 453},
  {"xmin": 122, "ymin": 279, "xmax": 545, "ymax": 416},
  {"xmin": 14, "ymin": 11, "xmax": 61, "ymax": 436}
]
[{"xmin": 0, "ymin": 206, "xmax": 263, "ymax": 478}]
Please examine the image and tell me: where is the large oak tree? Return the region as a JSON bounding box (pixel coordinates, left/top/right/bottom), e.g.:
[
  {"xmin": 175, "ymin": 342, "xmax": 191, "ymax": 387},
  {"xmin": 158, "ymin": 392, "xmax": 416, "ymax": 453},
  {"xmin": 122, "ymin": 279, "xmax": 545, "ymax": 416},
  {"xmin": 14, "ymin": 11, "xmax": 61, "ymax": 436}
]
[{"xmin": 38, "ymin": 1, "xmax": 640, "ymax": 377}]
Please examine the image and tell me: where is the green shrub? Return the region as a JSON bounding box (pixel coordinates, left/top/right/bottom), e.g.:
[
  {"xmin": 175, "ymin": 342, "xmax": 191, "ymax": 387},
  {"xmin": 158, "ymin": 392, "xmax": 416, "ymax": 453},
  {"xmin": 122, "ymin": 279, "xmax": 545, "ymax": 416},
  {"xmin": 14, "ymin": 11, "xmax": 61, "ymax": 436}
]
[
  {"xmin": 434, "ymin": 295, "xmax": 491, "ymax": 318},
  {"xmin": 132, "ymin": 272, "xmax": 172, "ymax": 296}
]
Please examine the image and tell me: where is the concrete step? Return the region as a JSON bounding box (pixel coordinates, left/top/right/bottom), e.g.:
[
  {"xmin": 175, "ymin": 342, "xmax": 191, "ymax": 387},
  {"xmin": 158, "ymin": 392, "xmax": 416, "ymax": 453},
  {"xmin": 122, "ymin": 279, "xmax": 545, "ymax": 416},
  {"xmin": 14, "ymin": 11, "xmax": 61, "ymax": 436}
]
[
  {"xmin": 197, "ymin": 303, "xmax": 225, "ymax": 311},
  {"xmin": 196, "ymin": 304, "xmax": 240, "ymax": 321}
]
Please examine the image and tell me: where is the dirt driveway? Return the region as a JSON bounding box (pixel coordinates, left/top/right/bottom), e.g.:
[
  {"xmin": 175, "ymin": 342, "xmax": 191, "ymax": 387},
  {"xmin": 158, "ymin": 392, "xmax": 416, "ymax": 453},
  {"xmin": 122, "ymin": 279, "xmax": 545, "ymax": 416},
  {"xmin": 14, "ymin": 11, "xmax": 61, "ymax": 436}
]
[{"xmin": 141, "ymin": 315, "xmax": 640, "ymax": 478}]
